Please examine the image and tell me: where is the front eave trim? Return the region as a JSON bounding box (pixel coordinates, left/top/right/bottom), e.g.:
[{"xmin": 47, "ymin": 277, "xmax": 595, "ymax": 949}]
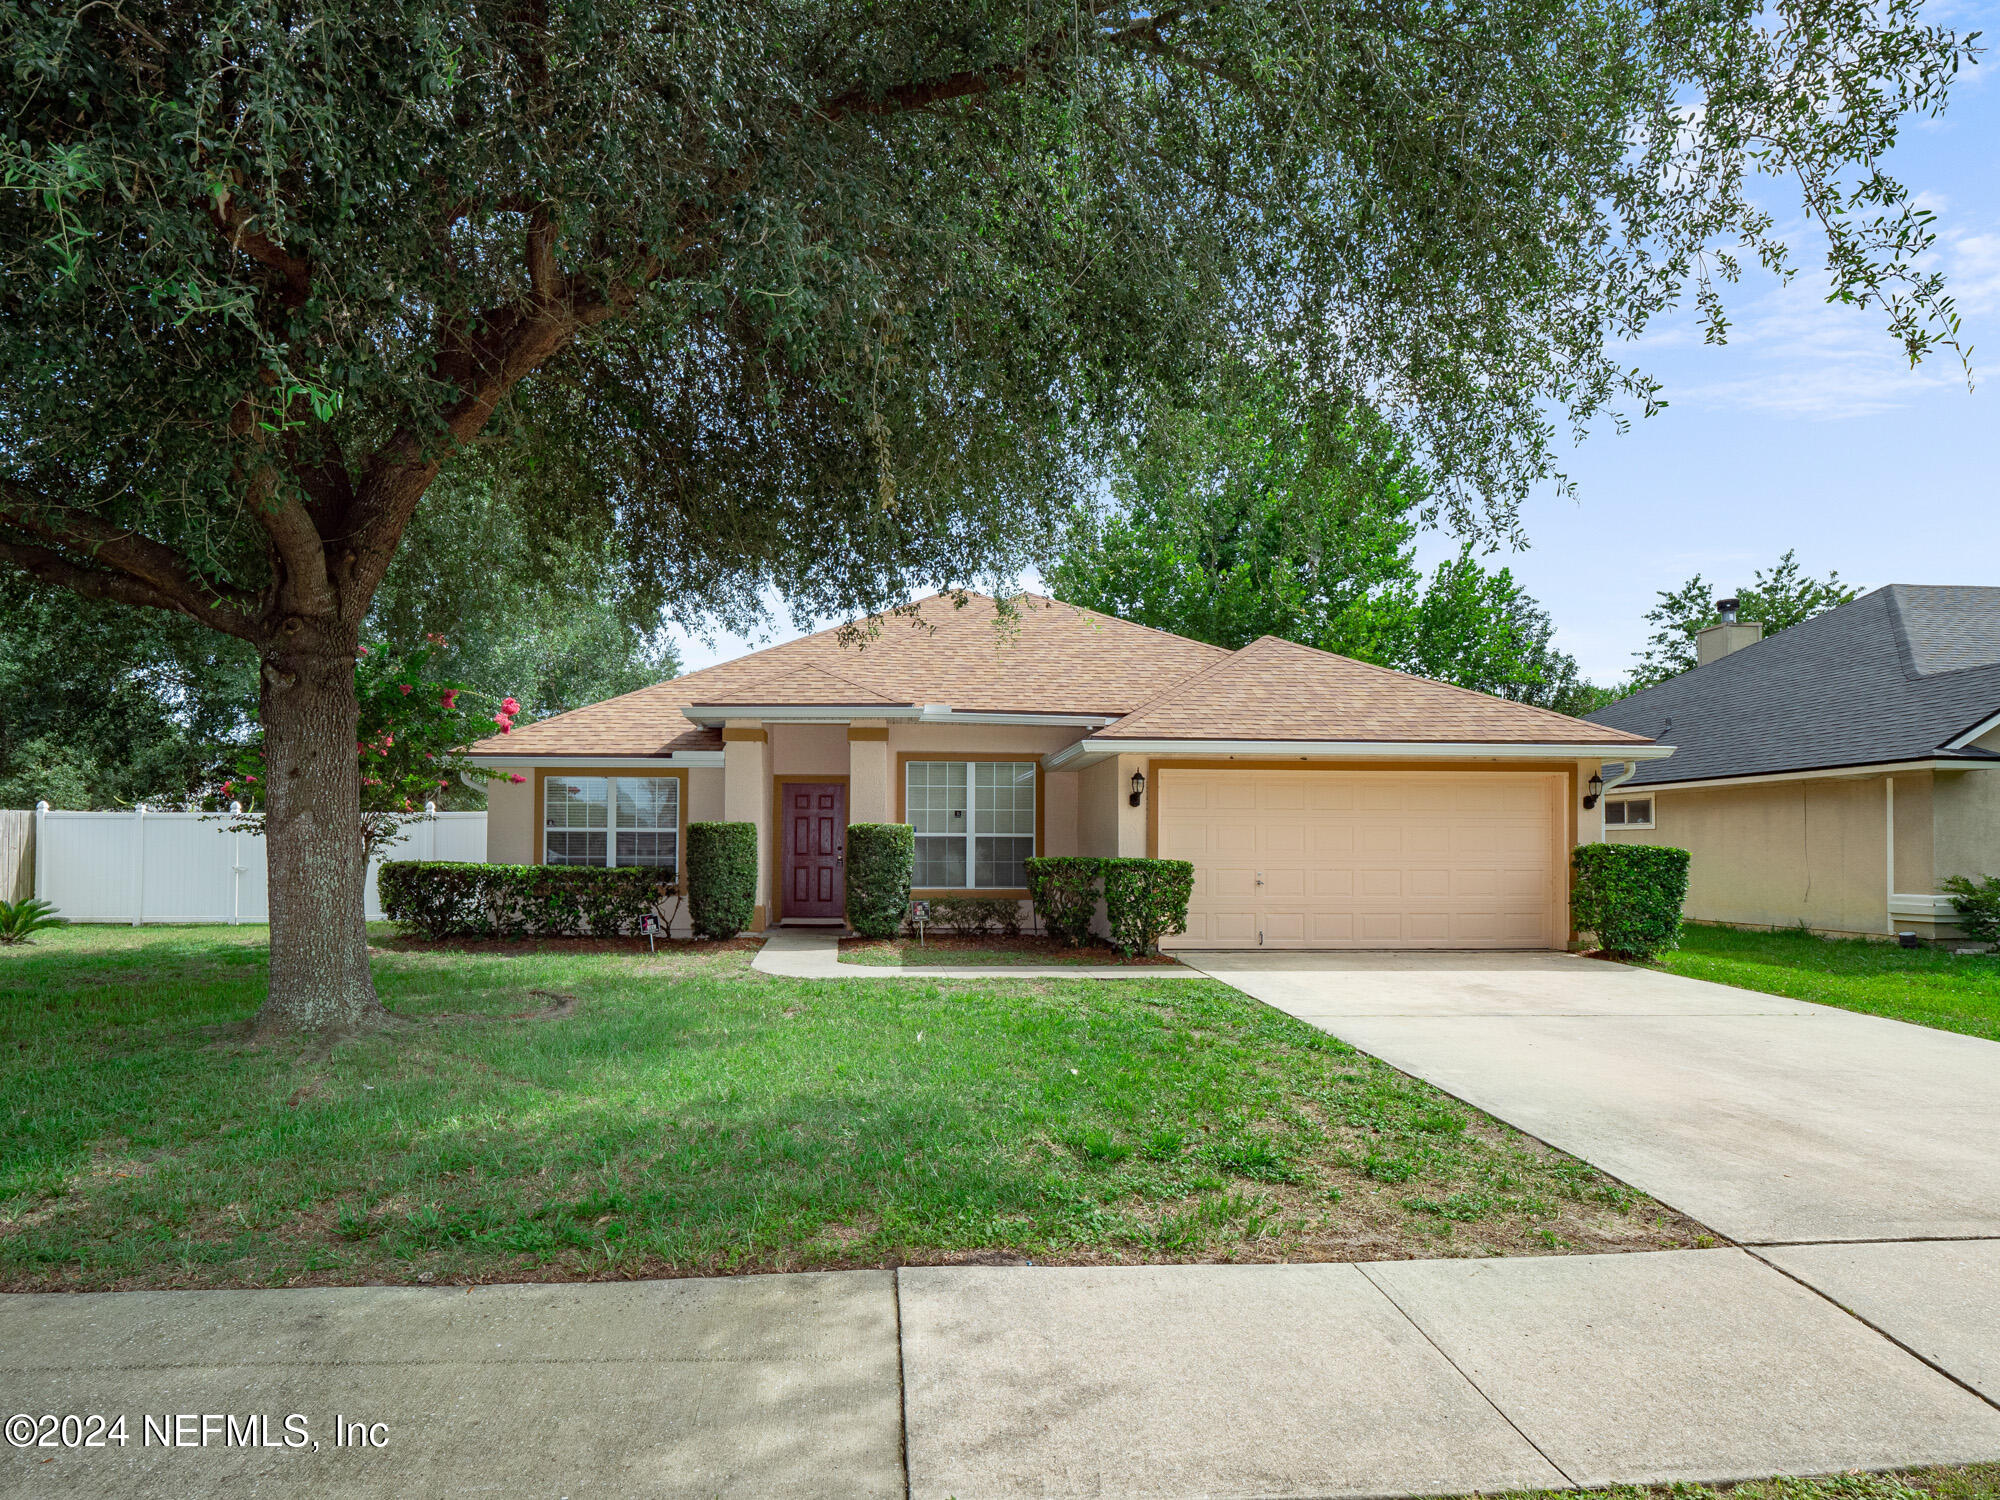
[
  {"xmin": 1044, "ymin": 739, "xmax": 1671, "ymax": 770},
  {"xmin": 466, "ymin": 752, "xmax": 728, "ymax": 769},
  {"xmin": 682, "ymin": 703, "xmax": 1117, "ymax": 728},
  {"xmin": 1627, "ymin": 756, "xmax": 2000, "ymax": 793}
]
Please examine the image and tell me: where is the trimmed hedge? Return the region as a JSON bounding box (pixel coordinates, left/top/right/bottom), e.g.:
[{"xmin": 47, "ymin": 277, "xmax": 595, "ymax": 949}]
[
  {"xmin": 924, "ymin": 895, "xmax": 1023, "ymax": 937},
  {"xmin": 1570, "ymin": 843, "xmax": 1691, "ymax": 960},
  {"xmin": 1101, "ymin": 857, "xmax": 1196, "ymax": 956},
  {"xmin": 847, "ymin": 823, "xmax": 915, "ymax": 939},
  {"xmin": 377, "ymin": 861, "xmax": 672, "ymax": 940},
  {"xmin": 1941, "ymin": 874, "xmax": 2000, "ymax": 943},
  {"xmin": 1025, "ymin": 856, "xmax": 1103, "ymax": 945},
  {"xmin": 688, "ymin": 822, "xmax": 758, "ymax": 939}
]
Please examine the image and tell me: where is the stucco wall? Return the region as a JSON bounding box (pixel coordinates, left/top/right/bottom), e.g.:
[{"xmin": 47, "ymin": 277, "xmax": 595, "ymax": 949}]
[
  {"xmin": 1611, "ymin": 775, "xmax": 1893, "ymax": 936},
  {"xmin": 485, "ymin": 774, "xmax": 535, "ymax": 865},
  {"xmin": 770, "ymin": 723, "xmax": 850, "ymax": 776},
  {"xmin": 1934, "ymin": 768, "xmax": 2000, "ymax": 885},
  {"xmin": 688, "ymin": 767, "xmax": 724, "ymax": 824}
]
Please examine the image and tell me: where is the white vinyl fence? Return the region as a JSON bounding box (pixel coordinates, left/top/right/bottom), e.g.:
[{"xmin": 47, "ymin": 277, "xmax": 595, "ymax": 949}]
[{"xmin": 28, "ymin": 803, "xmax": 488, "ymax": 924}]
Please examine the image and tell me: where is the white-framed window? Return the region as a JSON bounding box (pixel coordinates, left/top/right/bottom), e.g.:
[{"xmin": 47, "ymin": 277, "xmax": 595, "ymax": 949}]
[
  {"xmin": 543, "ymin": 775, "xmax": 679, "ymax": 876},
  {"xmin": 906, "ymin": 760, "xmax": 1036, "ymax": 889},
  {"xmin": 1604, "ymin": 796, "xmax": 1655, "ymax": 830}
]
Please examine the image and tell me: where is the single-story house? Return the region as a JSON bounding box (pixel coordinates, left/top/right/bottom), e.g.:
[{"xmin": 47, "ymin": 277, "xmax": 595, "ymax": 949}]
[
  {"xmin": 468, "ymin": 594, "xmax": 1666, "ymax": 949},
  {"xmin": 1586, "ymin": 584, "xmax": 2000, "ymax": 941}
]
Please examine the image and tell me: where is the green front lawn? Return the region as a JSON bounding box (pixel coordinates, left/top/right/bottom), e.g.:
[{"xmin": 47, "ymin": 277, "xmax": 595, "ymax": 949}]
[
  {"xmin": 1494, "ymin": 1467, "xmax": 2000, "ymax": 1500},
  {"xmin": 1657, "ymin": 923, "xmax": 2000, "ymax": 1041},
  {"xmin": 1, "ymin": 925, "xmax": 1703, "ymax": 1290}
]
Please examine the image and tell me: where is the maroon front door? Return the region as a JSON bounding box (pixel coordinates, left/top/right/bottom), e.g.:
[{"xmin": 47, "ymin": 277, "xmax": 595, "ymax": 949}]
[{"xmin": 783, "ymin": 782, "xmax": 847, "ymax": 919}]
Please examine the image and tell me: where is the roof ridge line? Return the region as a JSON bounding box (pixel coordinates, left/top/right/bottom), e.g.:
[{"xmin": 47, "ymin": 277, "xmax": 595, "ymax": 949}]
[{"xmin": 1241, "ymin": 633, "xmax": 1634, "ymax": 734}]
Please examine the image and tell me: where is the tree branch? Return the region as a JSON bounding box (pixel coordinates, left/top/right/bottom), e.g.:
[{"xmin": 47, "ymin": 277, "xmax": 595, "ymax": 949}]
[
  {"xmin": 0, "ymin": 536, "xmax": 262, "ymax": 640},
  {"xmin": 206, "ymin": 187, "xmax": 313, "ymax": 310},
  {"xmin": 0, "ymin": 481, "xmax": 263, "ymax": 634}
]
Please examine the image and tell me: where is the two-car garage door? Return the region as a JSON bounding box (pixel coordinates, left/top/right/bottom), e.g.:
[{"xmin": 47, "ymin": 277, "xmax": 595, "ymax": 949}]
[{"xmin": 1159, "ymin": 769, "xmax": 1564, "ymax": 949}]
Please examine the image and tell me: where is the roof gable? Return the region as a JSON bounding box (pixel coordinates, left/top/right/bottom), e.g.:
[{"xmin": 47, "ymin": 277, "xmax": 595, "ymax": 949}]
[
  {"xmin": 473, "ymin": 593, "xmax": 1228, "ymax": 756},
  {"xmin": 1094, "ymin": 635, "xmax": 1651, "ymax": 745},
  {"xmin": 1587, "ymin": 585, "xmax": 2000, "ymax": 785}
]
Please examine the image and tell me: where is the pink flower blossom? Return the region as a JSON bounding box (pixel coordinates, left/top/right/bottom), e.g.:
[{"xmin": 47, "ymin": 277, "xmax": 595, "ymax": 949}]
[
  {"xmin": 357, "ymin": 644, "xmax": 371, "ymax": 656},
  {"xmin": 441, "ymin": 689, "xmax": 459, "ymax": 709},
  {"xmin": 508, "ymin": 772, "xmax": 527, "ymax": 784},
  {"xmin": 500, "ymin": 696, "xmax": 521, "ymax": 715},
  {"xmin": 383, "ymin": 733, "xmax": 393, "ymax": 746},
  {"xmin": 398, "ymin": 683, "xmax": 412, "ymax": 695}
]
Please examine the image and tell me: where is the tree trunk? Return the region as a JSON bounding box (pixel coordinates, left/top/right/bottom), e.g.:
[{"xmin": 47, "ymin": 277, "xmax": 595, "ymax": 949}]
[{"xmin": 254, "ymin": 623, "xmax": 388, "ymax": 1033}]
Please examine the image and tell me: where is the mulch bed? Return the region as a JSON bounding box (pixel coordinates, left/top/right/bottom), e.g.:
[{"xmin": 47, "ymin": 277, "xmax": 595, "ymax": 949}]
[
  {"xmin": 840, "ymin": 935, "xmax": 1181, "ymax": 966},
  {"xmin": 372, "ymin": 934, "xmax": 764, "ymax": 956}
]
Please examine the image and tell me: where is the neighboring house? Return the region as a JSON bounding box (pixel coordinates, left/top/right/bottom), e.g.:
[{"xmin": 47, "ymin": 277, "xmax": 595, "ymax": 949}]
[
  {"xmin": 468, "ymin": 593, "xmax": 1663, "ymax": 949},
  {"xmin": 1587, "ymin": 585, "xmax": 2000, "ymax": 942}
]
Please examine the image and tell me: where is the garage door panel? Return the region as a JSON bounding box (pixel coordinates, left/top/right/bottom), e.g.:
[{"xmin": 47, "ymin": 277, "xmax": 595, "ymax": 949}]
[
  {"xmin": 1309, "ymin": 868, "xmax": 1355, "ymax": 899},
  {"xmin": 1165, "ymin": 770, "xmax": 1558, "ymax": 951}
]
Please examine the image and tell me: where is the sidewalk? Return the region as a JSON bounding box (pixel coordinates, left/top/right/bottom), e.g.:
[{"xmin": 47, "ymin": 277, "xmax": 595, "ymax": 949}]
[
  {"xmin": 7, "ymin": 1249, "xmax": 1999, "ymax": 1498},
  {"xmin": 751, "ymin": 926, "xmax": 1205, "ymax": 981}
]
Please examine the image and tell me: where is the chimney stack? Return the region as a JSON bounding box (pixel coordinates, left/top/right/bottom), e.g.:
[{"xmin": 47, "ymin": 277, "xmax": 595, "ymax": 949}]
[{"xmin": 1697, "ymin": 596, "xmax": 1764, "ymax": 665}]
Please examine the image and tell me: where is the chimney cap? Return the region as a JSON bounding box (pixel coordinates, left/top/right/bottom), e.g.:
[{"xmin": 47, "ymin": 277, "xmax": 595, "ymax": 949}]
[{"xmin": 1716, "ymin": 596, "xmax": 1740, "ymax": 623}]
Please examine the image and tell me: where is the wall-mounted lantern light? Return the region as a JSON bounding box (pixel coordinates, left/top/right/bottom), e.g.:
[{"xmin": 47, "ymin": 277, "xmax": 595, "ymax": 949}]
[
  {"xmin": 1129, "ymin": 769, "xmax": 1147, "ymax": 807},
  {"xmin": 1583, "ymin": 771, "xmax": 1605, "ymax": 811}
]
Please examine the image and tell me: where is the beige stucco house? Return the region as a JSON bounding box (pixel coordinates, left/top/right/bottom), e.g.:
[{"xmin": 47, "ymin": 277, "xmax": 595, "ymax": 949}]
[
  {"xmin": 1587, "ymin": 585, "xmax": 2000, "ymax": 942},
  {"xmin": 467, "ymin": 593, "xmax": 1666, "ymax": 949}
]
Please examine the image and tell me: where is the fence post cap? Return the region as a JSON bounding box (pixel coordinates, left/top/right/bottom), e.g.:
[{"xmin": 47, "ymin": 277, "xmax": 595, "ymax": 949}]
[
  {"xmin": 35, "ymin": 800, "xmax": 49, "ymax": 813},
  {"xmin": 424, "ymin": 801, "xmax": 436, "ymax": 813},
  {"xmin": 230, "ymin": 801, "xmax": 242, "ymax": 813}
]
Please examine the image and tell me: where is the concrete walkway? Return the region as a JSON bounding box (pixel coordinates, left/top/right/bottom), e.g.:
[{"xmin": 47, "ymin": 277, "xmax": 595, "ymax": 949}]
[
  {"xmin": 9, "ymin": 1251, "xmax": 2000, "ymax": 1499},
  {"xmin": 752, "ymin": 926, "xmax": 1204, "ymax": 980}
]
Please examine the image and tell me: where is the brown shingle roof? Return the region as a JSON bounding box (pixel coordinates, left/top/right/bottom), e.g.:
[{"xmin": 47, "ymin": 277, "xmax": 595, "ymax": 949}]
[
  {"xmin": 470, "ymin": 593, "xmax": 1229, "ymax": 757},
  {"xmin": 1090, "ymin": 635, "xmax": 1654, "ymax": 745}
]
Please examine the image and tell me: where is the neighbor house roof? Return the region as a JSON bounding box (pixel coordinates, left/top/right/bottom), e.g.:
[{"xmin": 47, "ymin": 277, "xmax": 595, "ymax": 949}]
[
  {"xmin": 470, "ymin": 594, "xmax": 1229, "ymax": 757},
  {"xmin": 1090, "ymin": 634, "xmax": 1653, "ymax": 745},
  {"xmin": 1586, "ymin": 584, "xmax": 2000, "ymax": 787}
]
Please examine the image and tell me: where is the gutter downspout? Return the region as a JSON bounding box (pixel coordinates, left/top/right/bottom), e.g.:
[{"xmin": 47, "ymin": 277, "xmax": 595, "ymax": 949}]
[{"xmin": 1597, "ymin": 762, "xmax": 1640, "ymax": 842}]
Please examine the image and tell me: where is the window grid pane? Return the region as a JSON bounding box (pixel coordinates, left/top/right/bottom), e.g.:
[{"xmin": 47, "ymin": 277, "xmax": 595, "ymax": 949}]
[
  {"xmin": 973, "ymin": 762, "xmax": 1035, "ymax": 836},
  {"xmin": 617, "ymin": 778, "xmax": 678, "ymax": 832},
  {"xmin": 545, "ymin": 830, "xmax": 607, "ymax": 866},
  {"xmin": 914, "ymin": 835, "xmax": 966, "ymax": 888},
  {"xmin": 545, "ymin": 777, "xmax": 609, "ymax": 830},
  {"xmin": 907, "ymin": 761, "xmax": 967, "ymax": 835},
  {"xmin": 615, "ymin": 831, "xmax": 678, "ymax": 872},
  {"xmin": 974, "ymin": 836, "xmax": 1033, "ymax": 890}
]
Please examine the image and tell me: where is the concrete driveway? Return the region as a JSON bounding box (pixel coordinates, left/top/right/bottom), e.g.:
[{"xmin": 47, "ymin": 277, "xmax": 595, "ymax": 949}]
[{"xmin": 1183, "ymin": 950, "xmax": 2000, "ymax": 1246}]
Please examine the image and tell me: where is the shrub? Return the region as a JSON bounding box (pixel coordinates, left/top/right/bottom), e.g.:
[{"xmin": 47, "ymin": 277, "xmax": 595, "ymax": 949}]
[
  {"xmin": 1570, "ymin": 843, "xmax": 1691, "ymax": 960},
  {"xmin": 1101, "ymin": 857, "xmax": 1196, "ymax": 955},
  {"xmin": 847, "ymin": 823, "xmax": 915, "ymax": 939},
  {"xmin": 925, "ymin": 895, "xmax": 1022, "ymax": 937},
  {"xmin": 0, "ymin": 897, "xmax": 67, "ymax": 945},
  {"xmin": 687, "ymin": 822, "xmax": 758, "ymax": 939},
  {"xmin": 377, "ymin": 862, "xmax": 673, "ymax": 940},
  {"xmin": 1024, "ymin": 856, "xmax": 1104, "ymax": 945},
  {"xmin": 1941, "ymin": 874, "xmax": 2000, "ymax": 943}
]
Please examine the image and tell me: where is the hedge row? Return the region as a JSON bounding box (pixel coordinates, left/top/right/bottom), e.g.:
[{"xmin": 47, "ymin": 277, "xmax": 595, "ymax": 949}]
[
  {"xmin": 688, "ymin": 822, "xmax": 758, "ymax": 939},
  {"xmin": 1024, "ymin": 855, "xmax": 1195, "ymax": 955},
  {"xmin": 847, "ymin": 823, "xmax": 914, "ymax": 939},
  {"xmin": 1570, "ymin": 843, "xmax": 1692, "ymax": 960},
  {"xmin": 377, "ymin": 861, "xmax": 673, "ymax": 940}
]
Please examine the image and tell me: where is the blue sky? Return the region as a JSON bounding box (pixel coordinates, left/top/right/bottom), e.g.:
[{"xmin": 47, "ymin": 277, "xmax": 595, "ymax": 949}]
[{"xmin": 673, "ymin": 14, "xmax": 1997, "ymax": 685}]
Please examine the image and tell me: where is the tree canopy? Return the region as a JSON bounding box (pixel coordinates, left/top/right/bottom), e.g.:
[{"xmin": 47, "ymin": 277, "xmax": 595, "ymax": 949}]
[
  {"xmin": 1047, "ymin": 371, "xmax": 1607, "ymax": 714},
  {"xmin": 1626, "ymin": 551, "xmax": 1862, "ymax": 689},
  {"xmin": 0, "ymin": 0, "xmax": 1974, "ymax": 1027}
]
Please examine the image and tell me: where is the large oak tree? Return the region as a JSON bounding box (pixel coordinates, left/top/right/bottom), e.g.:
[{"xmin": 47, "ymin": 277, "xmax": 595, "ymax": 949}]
[{"xmin": 0, "ymin": 0, "xmax": 1973, "ymax": 1030}]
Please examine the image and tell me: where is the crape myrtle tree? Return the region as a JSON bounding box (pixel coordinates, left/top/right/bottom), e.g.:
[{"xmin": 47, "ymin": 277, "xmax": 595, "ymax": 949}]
[{"xmin": 0, "ymin": 2, "xmax": 1974, "ymax": 1031}]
